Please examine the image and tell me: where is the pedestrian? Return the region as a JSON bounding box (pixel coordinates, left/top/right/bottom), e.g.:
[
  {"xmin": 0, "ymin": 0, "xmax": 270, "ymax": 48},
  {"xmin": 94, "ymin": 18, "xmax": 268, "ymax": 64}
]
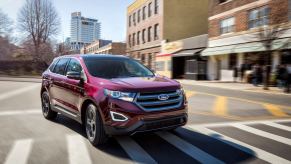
[
  {"xmin": 276, "ymin": 65, "xmax": 286, "ymax": 88},
  {"xmin": 233, "ymin": 66, "xmax": 238, "ymax": 82},
  {"xmin": 252, "ymin": 64, "xmax": 260, "ymax": 86},
  {"xmin": 240, "ymin": 64, "xmax": 246, "ymax": 82},
  {"xmin": 284, "ymin": 65, "xmax": 291, "ymax": 93}
]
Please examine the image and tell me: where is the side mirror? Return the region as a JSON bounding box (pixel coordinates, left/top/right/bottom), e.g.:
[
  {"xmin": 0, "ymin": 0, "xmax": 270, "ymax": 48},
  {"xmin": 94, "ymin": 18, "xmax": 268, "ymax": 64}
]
[{"xmin": 66, "ymin": 71, "xmax": 82, "ymax": 80}]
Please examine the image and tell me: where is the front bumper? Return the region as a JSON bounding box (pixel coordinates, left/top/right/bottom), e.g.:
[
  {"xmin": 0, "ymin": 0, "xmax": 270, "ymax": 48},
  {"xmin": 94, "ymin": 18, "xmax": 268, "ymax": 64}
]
[{"xmin": 104, "ymin": 114, "xmax": 188, "ymax": 135}]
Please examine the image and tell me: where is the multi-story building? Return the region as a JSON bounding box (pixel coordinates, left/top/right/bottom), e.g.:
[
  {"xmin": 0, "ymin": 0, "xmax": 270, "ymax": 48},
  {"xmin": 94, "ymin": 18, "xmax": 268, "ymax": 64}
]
[
  {"xmin": 80, "ymin": 40, "xmax": 126, "ymax": 55},
  {"xmin": 126, "ymin": 0, "xmax": 209, "ymax": 70},
  {"xmin": 80, "ymin": 39, "xmax": 112, "ymax": 54},
  {"xmin": 90, "ymin": 43, "xmax": 126, "ymax": 55},
  {"xmin": 202, "ymin": 0, "xmax": 291, "ymax": 81},
  {"xmin": 70, "ymin": 12, "xmax": 101, "ymax": 52}
]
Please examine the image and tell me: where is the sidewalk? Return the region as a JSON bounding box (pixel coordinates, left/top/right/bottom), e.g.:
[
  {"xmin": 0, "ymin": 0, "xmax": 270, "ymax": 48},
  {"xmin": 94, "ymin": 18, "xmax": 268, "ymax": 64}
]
[{"xmin": 178, "ymin": 79, "xmax": 291, "ymax": 96}]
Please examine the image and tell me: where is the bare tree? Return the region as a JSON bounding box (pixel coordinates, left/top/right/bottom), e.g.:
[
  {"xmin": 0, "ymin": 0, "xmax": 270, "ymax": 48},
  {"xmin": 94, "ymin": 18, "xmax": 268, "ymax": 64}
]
[
  {"xmin": 0, "ymin": 9, "xmax": 13, "ymax": 37},
  {"xmin": 18, "ymin": 0, "xmax": 60, "ymax": 67},
  {"xmin": 252, "ymin": 3, "xmax": 289, "ymax": 90}
]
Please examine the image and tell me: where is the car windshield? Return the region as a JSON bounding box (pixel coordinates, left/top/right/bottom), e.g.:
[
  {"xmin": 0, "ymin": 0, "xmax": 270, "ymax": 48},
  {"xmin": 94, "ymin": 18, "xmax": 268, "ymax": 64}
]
[{"xmin": 83, "ymin": 57, "xmax": 154, "ymax": 79}]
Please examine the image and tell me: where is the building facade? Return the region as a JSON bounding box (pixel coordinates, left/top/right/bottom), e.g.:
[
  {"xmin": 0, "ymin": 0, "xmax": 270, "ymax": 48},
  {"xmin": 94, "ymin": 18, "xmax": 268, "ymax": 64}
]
[
  {"xmin": 80, "ymin": 40, "xmax": 126, "ymax": 55},
  {"xmin": 203, "ymin": 0, "xmax": 291, "ymax": 81},
  {"xmin": 70, "ymin": 12, "xmax": 101, "ymax": 52},
  {"xmin": 126, "ymin": 0, "xmax": 209, "ymax": 70},
  {"xmin": 156, "ymin": 34, "xmax": 208, "ymax": 80}
]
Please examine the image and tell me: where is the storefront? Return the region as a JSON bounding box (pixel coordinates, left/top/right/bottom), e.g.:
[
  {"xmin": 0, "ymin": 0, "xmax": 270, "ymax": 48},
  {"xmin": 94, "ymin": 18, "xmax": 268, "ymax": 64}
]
[
  {"xmin": 156, "ymin": 34, "xmax": 208, "ymax": 80},
  {"xmin": 202, "ymin": 34, "xmax": 291, "ymax": 81}
]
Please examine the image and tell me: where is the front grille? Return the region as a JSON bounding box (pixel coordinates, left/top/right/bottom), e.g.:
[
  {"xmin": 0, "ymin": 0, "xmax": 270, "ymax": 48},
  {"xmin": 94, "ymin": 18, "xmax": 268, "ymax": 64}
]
[
  {"xmin": 135, "ymin": 90, "xmax": 183, "ymax": 112},
  {"xmin": 137, "ymin": 116, "xmax": 187, "ymax": 131}
]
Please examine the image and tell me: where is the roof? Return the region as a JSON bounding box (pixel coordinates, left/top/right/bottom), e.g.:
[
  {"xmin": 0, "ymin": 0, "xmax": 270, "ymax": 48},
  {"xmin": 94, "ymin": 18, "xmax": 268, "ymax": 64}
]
[{"xmin": 58, "ymin": 54, "xmax": 129, "ymax": 59}]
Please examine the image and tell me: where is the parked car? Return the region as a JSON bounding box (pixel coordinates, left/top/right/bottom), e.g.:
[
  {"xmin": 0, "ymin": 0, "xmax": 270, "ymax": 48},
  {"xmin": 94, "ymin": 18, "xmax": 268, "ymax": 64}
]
[{"xmin": 41, "ymin": 54, "xmax": 188, "ymax": 145}]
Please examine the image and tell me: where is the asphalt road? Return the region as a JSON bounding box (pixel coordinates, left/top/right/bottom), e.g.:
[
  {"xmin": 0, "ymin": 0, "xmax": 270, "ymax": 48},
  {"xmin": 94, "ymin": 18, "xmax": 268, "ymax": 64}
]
[{"xmin": 0, "ymin": 78, "xmax": 291, "ymax": 164}]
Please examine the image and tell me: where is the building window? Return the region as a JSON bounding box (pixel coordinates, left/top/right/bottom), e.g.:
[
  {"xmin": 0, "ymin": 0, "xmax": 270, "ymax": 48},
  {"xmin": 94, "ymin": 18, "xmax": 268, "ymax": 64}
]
[
  {"xmin": 156, "ymin": 61, "xmax": 165, "ymax": 71},
  {"xmin": 220, "ymin": 17, "xmax": 235, "ymax": 34},
  {"xmin": 148, "ymin": 2, "xmax": 152, "ymax": 17},
  {"xmin": 219, "ymin": 0, "xmax": 229, "ymax": 4},
  {"xmin": 129, "ymin": 36, "xmax": 132, "ymax": 47},
  {"xmin": 148, "ymin": 54, "xmax": 152, "ymax": 69},
  {"xmin": 141, "ymin": 54, "xmax": 145, "ymax": 63},
  {"xmin": 132, "ymin": 33, "xmax": 136, "ymax": 46},
  {"xmin": 148, "ymin": 26, "xmax": 152, "ymax": 42},
  {"xmin": 142, "ymin": 29, "xmax": 146, "ymax": 43},
  {"xmin": 154, "ymin": 0, "xmax": 159, "ymax": 14},
  {"xmin": 133, "ymin": 12, "xmax": 136, "ymax": 26},
  {"xmin": 154, "ymin": 24, "xmax": 159, "ymax": 40},
  {"xmin": 143, "ymin": 6, "xmax": 146, "ymax": 20},
  {"xmin": 137, "ymin": 31, "xmax": 140, "ymax": 45},
  {"xmin": 248, "ymin": 6, "xmax": 269, "ymax": 29},
  {"xmin": 129, "ymin": 15, "xmax": 131, "ymax": 27},
  {"xmin": 138, "ymin": 9, "xmax": 141, "ymax": 23}
]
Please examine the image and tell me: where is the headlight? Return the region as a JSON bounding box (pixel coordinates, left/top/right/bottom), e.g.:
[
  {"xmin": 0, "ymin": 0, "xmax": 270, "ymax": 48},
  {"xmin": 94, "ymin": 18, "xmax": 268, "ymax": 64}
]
[
  {"xmin": 104, "ymin": 89, "xmax": 136, "ymax": 102},
  {"xmin": 176, "ymin": 88, "xmax": 184, "ymax": 96}
]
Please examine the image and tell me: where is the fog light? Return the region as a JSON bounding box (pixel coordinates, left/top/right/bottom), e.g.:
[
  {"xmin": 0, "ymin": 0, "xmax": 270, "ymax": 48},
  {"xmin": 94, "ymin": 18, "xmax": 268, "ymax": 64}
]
[{"xmin": 110, "ymin": 111, "xmax": 129, "ymax": 122}]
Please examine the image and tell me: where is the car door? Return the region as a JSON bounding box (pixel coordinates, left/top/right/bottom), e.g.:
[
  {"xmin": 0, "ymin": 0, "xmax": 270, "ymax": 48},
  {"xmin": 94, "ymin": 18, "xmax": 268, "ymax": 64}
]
[
  {"xmin": 49, "ymin": 58, "xmax": 70, "ymax": 110},
  {"xmin": 62, "ymin": 58, "xmax": 84, "ymax": 115}
]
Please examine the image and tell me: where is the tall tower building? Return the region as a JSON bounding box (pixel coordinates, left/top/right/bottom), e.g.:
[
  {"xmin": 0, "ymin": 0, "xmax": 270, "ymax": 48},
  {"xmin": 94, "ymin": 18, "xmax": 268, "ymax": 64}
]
[{"xmin": 70, "ymin": 12, "xmax": 101, "ymax": 51}]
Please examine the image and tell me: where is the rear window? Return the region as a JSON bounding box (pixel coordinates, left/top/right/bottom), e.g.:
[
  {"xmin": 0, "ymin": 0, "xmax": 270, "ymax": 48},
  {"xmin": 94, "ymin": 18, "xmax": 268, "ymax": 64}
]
[{"xmin": 83, "ymin": 57, "xmax": 154, "ymax": 79}]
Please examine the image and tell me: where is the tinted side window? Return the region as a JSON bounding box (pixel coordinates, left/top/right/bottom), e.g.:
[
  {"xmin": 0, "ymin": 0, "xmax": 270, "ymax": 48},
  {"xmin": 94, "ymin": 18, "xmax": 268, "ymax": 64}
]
[
  {"xmin": 66, "ymin": 59, "xmax": 82, "ymax": 74},
  {"xmin": 53, "ymin": 58, "xmax": 70, "ymax": 75},
  {"xmin": 49, "ymin": 59, "xmax": 59, "ymax": 72}
]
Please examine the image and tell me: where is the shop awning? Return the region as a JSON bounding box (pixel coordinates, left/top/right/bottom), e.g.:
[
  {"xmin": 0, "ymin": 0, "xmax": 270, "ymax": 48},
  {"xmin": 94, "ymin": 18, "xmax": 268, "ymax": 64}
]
[
  {"xmin": 202, "ymin": 38, "xmax": 291, "ymax": 56},
  {"xmin": 173, "ymin": 48, "xmax": 203, "ymax": 57}
]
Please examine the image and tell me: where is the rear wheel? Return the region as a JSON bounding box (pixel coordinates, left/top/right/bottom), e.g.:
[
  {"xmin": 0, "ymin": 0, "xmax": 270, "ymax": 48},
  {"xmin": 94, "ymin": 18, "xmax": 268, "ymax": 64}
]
[
  {"xmin": 85, "ymin": 104, "xmax": 108, "ymax": 146},
  {"xmin": 41, "ymin": 91, "xmax": 57, "ymax": 120}
]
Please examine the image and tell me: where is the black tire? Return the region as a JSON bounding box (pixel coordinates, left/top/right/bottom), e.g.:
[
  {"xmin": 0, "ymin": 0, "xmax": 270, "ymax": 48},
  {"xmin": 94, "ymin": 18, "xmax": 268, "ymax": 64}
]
[
  {"xmin": 85, "ymin": 104, "xmax": 108, "ymax": 146},
  {"xmin": 41, "ymin": 91, "xmax": 57, "ymax": 120}
]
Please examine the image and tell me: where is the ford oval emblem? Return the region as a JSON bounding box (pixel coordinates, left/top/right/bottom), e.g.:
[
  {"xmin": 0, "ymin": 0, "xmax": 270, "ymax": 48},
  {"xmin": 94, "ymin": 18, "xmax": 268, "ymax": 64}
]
[{"xmin": 158, "ymin": 94, "xmax": 169, "ymax": 101}]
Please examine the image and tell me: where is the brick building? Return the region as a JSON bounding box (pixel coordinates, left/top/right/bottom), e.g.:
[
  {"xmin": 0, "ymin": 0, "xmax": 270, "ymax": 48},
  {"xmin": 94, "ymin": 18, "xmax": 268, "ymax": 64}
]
[
  {"xmin": 202, "ymin": 0, "xmax": 291, "ymax": 81},
  {"xmin": 126, "ymin": 0, "xmax": 208, "ymax": 70}
]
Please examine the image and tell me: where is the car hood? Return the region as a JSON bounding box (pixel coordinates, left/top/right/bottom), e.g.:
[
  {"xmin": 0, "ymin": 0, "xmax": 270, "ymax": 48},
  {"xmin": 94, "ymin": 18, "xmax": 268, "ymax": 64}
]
[{"xmin": 96, "ymin": 76, "xmax": 180, "ymax": 92}]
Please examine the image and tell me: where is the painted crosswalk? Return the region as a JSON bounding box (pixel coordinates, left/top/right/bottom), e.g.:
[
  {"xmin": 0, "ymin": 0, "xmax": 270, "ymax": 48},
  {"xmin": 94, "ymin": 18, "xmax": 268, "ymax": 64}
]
[{"xmin": 1, "ymin": 119, "xmax": 291, "ymax": 164}]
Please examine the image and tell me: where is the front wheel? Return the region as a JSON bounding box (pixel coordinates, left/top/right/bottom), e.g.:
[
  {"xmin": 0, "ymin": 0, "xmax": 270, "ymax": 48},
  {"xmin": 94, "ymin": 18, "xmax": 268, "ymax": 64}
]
[
  {"xmin": 41, "ymin": 91, "xmax": 57, "ymax": 120},
  {"xmin": 85, "ymin": 104, "xmax": 108, "ymax": 146}
]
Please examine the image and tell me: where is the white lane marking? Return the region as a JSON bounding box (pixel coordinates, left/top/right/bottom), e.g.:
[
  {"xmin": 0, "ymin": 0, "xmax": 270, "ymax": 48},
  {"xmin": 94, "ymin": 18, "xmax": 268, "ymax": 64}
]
[
  {"xmin": 116, "ymin": 136, "xmax": 157, "ymax": 164},
  {"xmin": 67, "ymin": 134, "xmax": 92, "ymax": 164},
  {"xmin": 4, "ymin": 139, "xmax": 33, "ymax": 164},
  {"xmin": 232, "ymin": 124, "xmax": 291, "ymax": 146},
  {"xmin": 263, "ymin": 122, "xmax": 291, "ymax": 132},
  {"xmin": 156, "ymin": 131, "xmax": 224, "ymax": 164},
  {"xmin": 187, "ymin": 126, "xmax": 291, "ymax": 164},
  {"xmin": 0, "ymin": 110, "xmax": 41, "ymax": 116},
  {"xmin": 0, "ymin": 84, "xmax": 39, "ymax": 101},
  {"xmin": 187, "ymin": 119, "xmax": 291, "ymax": 128}
]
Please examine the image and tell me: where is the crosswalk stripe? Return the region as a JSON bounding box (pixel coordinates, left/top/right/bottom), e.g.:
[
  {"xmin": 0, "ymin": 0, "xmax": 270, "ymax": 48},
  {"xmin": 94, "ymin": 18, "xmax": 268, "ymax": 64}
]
[
  {"xmin": 0, "ymin": 85, "xmax": 39, "ymax": 101},
  {"xmin": 262, "ymin": 122, "xmax": 291, "ymax": 132},
  {"xmin": 232, "ymin": 124, "xmax": 291, "ymax": 146},
  {"xmin": 116, "ymin": 136, "xmax": 157, "ymax": 164},
  {"xmin": 67, "ymin": 134, "xmax": 92, "ymax": 164},
  {"xmin": 156, "ymin": 131, "xmax": 224, "ymax": 164},
  {"xmin": 187, "ymin": 126, "xmax": 291, "ymax": 164},
  {"xmin": 4, "ymin": 139, "xmax": 33, "ymax": 164},
  {"xmin": 213, "ymin": 96, "xmax": 228, "ymax": 116},
  {"xmin": 262, "ymin": 104, "xmax": 288, "ymax": 117},
  {"xmin": 0, "ymin": 110, "xmax": 41, "ymax": 116}
]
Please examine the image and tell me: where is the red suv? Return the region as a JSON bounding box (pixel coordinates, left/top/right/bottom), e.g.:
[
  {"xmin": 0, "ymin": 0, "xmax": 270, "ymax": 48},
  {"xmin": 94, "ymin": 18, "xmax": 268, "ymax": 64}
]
[{"xmin": 41, "ymin": 54, "xmax": 188, "ymax": 145}]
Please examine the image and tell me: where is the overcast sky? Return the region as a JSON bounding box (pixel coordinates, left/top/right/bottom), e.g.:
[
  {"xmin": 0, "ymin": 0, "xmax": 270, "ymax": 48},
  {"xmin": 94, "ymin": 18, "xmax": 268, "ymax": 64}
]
[{"xmin": 0, "ymin": 0, "xmax": 135, "ymax": 42}]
